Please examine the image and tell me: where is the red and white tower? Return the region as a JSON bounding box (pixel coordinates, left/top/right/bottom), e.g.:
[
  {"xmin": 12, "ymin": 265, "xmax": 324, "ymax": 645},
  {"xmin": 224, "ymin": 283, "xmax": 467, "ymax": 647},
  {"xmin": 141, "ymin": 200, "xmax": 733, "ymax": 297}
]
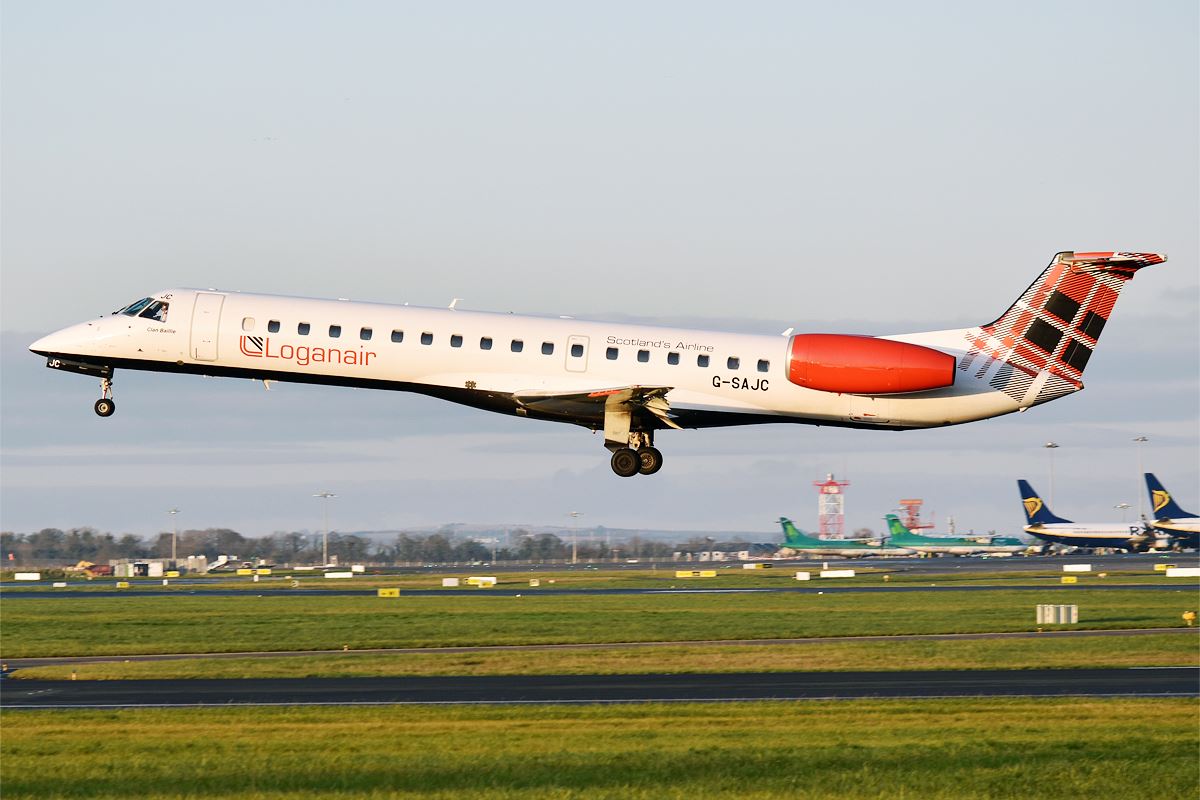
[
  {"xmin": 898, "ymin": 499, "xmax": 935, "ymax": 531},
  {"xmin": 813, "ymin": 474, "xmax": 850, "ymax": 538}
]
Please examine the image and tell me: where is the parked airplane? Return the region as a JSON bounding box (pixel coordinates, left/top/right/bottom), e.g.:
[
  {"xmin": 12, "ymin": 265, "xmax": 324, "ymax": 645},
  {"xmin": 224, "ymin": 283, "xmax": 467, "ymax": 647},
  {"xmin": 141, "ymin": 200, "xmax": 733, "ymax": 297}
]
[
  {"xmin": 778, "ymin": 518, "xmax": 915, "ymax": 557},
  {"xmin": 883, "ymin": 514, "xmax": 1027, "ymax": 556},
  {"xmin": 1144, "ymin": 473, "xmax": 1200, "ymax": 549},
  {"xmin": 1017, "ymin": 480, "xmax": 1151, "ymax": 551},
  {"xmin": 30, "ymin": 251, "xmax": 1163, "ymax": 476}
]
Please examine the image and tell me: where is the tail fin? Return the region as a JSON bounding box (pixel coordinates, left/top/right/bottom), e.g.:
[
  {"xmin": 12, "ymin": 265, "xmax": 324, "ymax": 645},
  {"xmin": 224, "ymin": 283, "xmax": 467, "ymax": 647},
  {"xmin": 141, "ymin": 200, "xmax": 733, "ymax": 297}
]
[
  {"xmin": 965, "ymin": 252, "xmax": 1165, "ymax": 405},
  {"xmin": 1017, "ymin": 479, "xmax": 1071, "ymax": 525},
  {"xmin": 884, "ymin": 514, "xmax": 913, "ymax": 539},
  {"xmin": 1145, "ymin": 473, "xmax": 1195, "ymax": 520},
  {"xmin": 779, "ymin": 517, "xmax": 815, "ymax": 545}
]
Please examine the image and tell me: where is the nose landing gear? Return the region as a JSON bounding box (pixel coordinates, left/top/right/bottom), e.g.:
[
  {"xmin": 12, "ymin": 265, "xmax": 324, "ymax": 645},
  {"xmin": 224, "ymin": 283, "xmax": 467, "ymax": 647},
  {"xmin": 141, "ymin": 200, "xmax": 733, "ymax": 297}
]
[{"xmin": 94, "ymin": 378, "xmax": 115, "ymax": 417}]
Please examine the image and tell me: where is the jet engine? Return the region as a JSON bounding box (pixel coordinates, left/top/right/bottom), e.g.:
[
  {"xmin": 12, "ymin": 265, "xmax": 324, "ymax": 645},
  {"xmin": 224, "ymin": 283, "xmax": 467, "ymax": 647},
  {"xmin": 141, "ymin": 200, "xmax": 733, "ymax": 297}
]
[{"xmin": 787, "ymin": 334, "xmax": 955, "ymax": 395}]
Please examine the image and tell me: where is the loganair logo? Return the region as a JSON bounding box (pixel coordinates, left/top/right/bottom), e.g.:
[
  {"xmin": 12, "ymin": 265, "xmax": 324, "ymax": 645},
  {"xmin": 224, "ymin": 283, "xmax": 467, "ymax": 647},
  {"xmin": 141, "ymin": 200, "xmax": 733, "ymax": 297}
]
[
  {"xmin": 1023, "ymin": 497, "xmax": 1043, "ymax": 518},
  {"xmin": 238, "ymin": 336, "xmax": 377, "ymax": 367},
  {"xmin": 1152, "ymin": 490, "xmax": 1171, "ymax": 514}
]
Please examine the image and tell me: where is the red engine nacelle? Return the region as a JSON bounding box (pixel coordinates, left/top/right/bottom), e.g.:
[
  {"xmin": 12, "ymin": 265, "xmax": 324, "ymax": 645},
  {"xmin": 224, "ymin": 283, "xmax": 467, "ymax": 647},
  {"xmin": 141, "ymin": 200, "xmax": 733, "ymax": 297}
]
[{"xmin": 787, "ymin": 334, "xmax": 955, "ymax": 395}]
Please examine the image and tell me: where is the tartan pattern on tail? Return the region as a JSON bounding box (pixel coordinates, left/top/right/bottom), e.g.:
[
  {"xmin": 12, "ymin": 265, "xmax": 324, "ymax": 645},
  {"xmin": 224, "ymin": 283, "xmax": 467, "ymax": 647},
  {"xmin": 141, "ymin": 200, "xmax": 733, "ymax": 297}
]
[{"xmin": 962, "ymin": 252, "xmax": 1164, "ymax": 402}]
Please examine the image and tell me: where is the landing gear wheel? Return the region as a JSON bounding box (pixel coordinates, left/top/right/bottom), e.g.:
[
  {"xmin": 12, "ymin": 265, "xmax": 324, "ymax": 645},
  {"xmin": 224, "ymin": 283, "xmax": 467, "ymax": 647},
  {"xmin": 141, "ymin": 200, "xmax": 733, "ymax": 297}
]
[
  {"xmin": 610, "ymin": 448, "xmax": 640, "ymax": 477},
  {"xmin": 94, "ymin": 398, "xmax": 116, "ymax": 417},
  {"xmin": 636, "ymin": 446, "xmax": 663, "ymax": 475}
]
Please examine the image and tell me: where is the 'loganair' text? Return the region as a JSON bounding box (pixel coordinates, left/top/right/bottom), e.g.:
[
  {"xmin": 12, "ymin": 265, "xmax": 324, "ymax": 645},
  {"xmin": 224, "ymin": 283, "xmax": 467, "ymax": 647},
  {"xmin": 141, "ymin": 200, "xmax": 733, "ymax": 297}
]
[{"xmin": 240, "ymin": 336, "xmax": 376, "ymax": 366}]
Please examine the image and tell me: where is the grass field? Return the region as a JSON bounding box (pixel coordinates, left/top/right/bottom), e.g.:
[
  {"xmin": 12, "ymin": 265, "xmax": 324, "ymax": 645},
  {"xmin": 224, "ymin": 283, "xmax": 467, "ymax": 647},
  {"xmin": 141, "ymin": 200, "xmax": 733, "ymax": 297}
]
[
  {"xmin": 2, "ymin": 699, "xmax": 1196, "ymax": 799},
  {"xmin": 3, "ymin": 587, "xmax": 1195, "ymax": 658},
  {"xmin": 12, "ymin": 633, "xmax": 1197, "ymax": 680}
]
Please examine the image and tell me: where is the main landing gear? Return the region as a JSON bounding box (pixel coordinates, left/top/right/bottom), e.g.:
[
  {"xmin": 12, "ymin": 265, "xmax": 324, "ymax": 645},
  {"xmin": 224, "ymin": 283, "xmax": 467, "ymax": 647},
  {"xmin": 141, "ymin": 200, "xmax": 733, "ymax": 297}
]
[
  {"xmin": 608, "ymin": 432, "xmax": 663, "ymax": 478},
  {"xmin": 94, "ymin": 378, "xmax": 116, "ymax": 417}
]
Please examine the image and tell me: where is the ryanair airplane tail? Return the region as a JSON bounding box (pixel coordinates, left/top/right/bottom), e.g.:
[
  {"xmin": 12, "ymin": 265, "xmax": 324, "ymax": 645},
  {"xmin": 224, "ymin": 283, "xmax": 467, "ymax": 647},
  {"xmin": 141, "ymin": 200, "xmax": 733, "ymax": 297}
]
[
  {"xmin": 1145, "ymin": 473, "xmax": 1195, "ymax": 520},
  {"xmin": 1017, "ymin": 480, "xmax": 1071, "ymax": 525}
]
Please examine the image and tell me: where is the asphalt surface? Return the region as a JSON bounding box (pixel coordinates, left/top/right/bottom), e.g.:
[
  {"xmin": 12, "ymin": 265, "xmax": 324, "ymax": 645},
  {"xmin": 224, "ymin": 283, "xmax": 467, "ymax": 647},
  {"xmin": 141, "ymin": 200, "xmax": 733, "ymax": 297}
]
[
  {"xmin": 4, "ymin": 627, "xmax": 1195, "ymax": 670},
  {"xmin": 2, "ymin": 668, "xmax": 1195, "ymax": 707}
]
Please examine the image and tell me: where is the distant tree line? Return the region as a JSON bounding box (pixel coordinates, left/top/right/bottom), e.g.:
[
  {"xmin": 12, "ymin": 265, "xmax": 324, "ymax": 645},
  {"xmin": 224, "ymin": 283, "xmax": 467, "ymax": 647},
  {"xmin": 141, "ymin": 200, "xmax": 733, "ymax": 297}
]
[{"xmin": 1, "ymin": 527, "xmax": 687, "ymax": 567}]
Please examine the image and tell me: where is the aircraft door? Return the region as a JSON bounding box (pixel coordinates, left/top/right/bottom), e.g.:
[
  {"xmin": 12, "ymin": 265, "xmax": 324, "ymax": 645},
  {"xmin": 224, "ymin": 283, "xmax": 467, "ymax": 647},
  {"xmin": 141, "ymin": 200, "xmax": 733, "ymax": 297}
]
[
  {"xmin": 190, "ymin": 292, "xmax": 225, "ymax": 361},
  {"xmin": 565, "ymin": 335, "xmax": 589, "ymax": 373}
]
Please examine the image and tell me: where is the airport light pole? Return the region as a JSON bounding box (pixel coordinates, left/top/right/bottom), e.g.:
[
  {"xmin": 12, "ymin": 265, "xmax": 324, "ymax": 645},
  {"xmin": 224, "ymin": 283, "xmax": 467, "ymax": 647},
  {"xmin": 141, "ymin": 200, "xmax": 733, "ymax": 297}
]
[
  {"xmin": 1043, "ymin": 442, "xmax": 1060, "ymax": 506},
  {"xmin": 567, "ymin": 511, "xmax": 583, "ymax": 565},
  {"xmin": 313, "ymin": 491, "xmax": 336, "ymax": 566},
  {"xmin": 1132, "ymin": 436, "xmax": 1149, "ymax": 519},
  {"xmin": 166, "ymin": 508, "xmax": 180, "ymax": 564},
  {"xmin": 1114, "ymin": 502, "xmax": 1131, "ymax": 523}
]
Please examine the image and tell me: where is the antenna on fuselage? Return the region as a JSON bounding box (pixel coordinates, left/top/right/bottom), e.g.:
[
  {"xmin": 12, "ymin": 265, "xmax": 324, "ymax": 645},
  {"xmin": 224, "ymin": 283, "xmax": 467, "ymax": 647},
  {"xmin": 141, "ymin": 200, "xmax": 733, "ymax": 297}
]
[{"xmin": 449, "ymin": 298, "xmax": 461, "ymax": 310}]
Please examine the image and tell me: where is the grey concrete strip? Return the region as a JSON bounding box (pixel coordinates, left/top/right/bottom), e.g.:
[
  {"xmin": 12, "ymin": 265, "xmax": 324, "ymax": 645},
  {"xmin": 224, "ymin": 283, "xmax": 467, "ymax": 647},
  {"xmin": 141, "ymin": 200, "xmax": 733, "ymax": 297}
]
[
  {"xmin": 2, "ymin": 668, "xmax": 1197, "ymax": 708},
  {"xmin": 4, "ymin": 627, "xmax": 1195, "ymax": 669}
]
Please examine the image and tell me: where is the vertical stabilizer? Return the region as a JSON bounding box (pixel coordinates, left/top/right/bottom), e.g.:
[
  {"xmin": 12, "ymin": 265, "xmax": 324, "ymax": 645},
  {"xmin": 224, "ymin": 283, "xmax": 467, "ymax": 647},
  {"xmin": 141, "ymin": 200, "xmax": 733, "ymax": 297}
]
[
  {"xmin": 1017, "ymin": 480, "xmax": 1071, "ymax": 525},
  {"xmin": 884, "ymin": 514, "xmax": 915, "ymax": 541},
  {"xmin": 1145, "ymin": 473, "xmax": 1195, "ymax": 520},
  {"xmin": 964, "ymin": 251, "xmax": 1165, "ymax": 406}
]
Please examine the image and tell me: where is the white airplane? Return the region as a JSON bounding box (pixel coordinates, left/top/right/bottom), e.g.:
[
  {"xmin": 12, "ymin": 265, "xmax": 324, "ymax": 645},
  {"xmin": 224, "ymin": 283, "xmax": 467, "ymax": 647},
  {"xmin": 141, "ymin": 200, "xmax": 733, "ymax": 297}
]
[
  {"xmin": 1144, "ymin": 473, "xmax": 1200, "ymax": 549},
  {"xmin": 1017, "ymin": 479, "xmax": 1153, "ymax": 551},
  {"xmin": 30, "ymin": 251, "xmax": 1163, "ymax": 477}
]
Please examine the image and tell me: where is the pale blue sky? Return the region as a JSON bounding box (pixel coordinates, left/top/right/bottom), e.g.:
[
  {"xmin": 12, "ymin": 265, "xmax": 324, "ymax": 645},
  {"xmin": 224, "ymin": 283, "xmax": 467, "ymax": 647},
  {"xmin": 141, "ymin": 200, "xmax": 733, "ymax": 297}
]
[{"xmin": 2, "ymin": 1, "xmax": 1197, "ymax": 539}]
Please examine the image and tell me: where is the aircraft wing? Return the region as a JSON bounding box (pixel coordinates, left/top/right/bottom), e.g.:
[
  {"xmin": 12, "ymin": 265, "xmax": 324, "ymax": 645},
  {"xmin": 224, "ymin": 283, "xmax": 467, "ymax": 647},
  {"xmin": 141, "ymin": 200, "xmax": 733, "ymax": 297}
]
[{"xmin": 513, "ymin": 385, "xmax": 682, "ymax": 430}]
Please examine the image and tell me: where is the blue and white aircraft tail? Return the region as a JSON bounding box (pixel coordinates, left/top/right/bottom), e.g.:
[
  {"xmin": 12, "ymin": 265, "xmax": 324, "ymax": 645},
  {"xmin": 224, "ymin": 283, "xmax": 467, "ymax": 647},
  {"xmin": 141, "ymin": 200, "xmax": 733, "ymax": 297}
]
[
  {"xmin": 1144, "ymin": 473, "xmax": 1200, "ymax": 548},
  {"xmin": 1017, "ymin": 479, "xmax": 1149, "ymax": 551}
]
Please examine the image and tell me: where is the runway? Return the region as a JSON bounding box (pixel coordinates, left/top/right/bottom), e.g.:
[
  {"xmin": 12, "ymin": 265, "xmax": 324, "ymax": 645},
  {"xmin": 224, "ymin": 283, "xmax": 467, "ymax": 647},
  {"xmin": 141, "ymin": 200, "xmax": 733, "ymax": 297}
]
[{"xmin": 2, "ymin": 668, "xmax": 1195, "ymax": 708}]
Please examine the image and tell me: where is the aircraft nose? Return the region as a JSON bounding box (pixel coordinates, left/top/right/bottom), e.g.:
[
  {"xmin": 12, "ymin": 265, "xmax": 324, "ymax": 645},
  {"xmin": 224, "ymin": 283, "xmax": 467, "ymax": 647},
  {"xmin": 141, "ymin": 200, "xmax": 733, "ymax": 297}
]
[{"xmin": 29, "ymin": 322, "xmax": 94, "ymax": 356}]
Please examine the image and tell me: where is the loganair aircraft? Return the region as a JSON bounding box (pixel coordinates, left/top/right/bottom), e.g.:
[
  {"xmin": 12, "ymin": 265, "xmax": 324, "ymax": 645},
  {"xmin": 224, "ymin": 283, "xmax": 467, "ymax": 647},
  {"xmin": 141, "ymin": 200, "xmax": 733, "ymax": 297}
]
[
  {"xmin": 1144, "ymin": 473, "xmax": 1200, "ymax": 549},
  {"xmin": 30, "ymin": 251, "xmax": 1163, "ymax": 477},
  {"xmin": 1017, "ymin": 480, "xmax": 1154, "ymax": 551}
]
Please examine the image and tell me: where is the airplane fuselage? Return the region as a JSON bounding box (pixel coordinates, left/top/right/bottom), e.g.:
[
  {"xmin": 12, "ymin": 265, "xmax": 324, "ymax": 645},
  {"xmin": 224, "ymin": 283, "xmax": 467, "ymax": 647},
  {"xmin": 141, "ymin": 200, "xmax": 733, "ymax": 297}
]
[
  {"xmin": 1022, "ymin": 523, "xmax": 1148, "ymax": 551},
  {"xmin": 32, "ymin": 288, "xmax": 1017, "ymax": 431},
  {"xmin": 29, "ymin": 251, "xmax": 1165, "ymax": 476}
]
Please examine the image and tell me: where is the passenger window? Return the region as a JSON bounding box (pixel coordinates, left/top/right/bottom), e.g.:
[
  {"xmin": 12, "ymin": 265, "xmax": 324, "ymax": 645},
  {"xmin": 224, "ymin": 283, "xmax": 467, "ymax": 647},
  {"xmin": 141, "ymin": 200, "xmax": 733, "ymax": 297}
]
[
  {"xmin": 480, "ymin": 337, "xmax": 493, "ymax": 350},
  {"xmin": 360, "ymin": 327, "xmax": 372, "ymax": 341},
  {"xmin": 541, "ymin": 342, "xmax": 554, "ymax": 355},
  {"xmin": 606, "ymin": 347, "xmax": 618, "ymax": 360},
  {"xmin": 727, "ymin": 357, "xmax": 740, "ymax": 370},
  {"xmin": 637, "ymin": 350, "xmax": 649, "ymax": 363},
  {"xmin": 571, "ymin": 343, "xmax": 584, "ymax": 358},
  {"xmin": 138, "ymin": 301, "xmax": 169, "ymax": 322},
  {"xmin": 242, "ymin": 317, "xmax": 255, "ymax": 332},
  {"xmin": 451, "ymin": 334, "xmax": 463, "ymax": 348},
  {"xmin": 391, "ymin": 329, "xmax": 404, "ymax": 343},
  {"xmin": 298, "ymin": 323, "xmax": 311, "ymax": 335},
  {"xmin": 511, "ymin": 339, "xmax": 523, "ymax": 353},
  {"xmin": 697, "ymin": 355, "xmax": 709, "ymax": 367},
  {"xmin": 268, "ymin": 320, "xmax": 280, "ymax": 333},
  {"xmin": 757, "ymin": 359, "xmax": 769, "ymax": 373},
  {"xmin": 667, "ymin": 352, "xmax": 680, "ymax": 365},
  {"xmin": 329, "ymin": 325, "xmax": 342, "ymax": 338},
  {"xmin": 421, "ymin": 332, "xmax": 433, "ymax": 345}
]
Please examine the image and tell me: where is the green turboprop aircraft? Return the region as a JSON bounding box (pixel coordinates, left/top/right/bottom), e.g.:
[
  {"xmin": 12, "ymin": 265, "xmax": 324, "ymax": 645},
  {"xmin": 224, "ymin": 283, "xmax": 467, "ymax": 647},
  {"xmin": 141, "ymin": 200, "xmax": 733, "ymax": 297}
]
[
  {"xmin": 884, "ymin": 514, "xmax": 1027, "ymax": 556},
  {"xmin": 778, "ymin": 517, "xmax": 915, "ymax": 557}
]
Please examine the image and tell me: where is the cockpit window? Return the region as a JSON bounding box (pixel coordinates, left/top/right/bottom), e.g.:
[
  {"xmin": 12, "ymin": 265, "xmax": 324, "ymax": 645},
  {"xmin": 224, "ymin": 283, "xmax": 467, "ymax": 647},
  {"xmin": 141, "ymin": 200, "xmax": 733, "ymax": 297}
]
[
  {"xmin": 139, "ymin": 301, "xmax": 169, "ymax": 322},
  {"xmin": 114, "ymin": 298, "xmax": 154, "ymax": 316}
]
